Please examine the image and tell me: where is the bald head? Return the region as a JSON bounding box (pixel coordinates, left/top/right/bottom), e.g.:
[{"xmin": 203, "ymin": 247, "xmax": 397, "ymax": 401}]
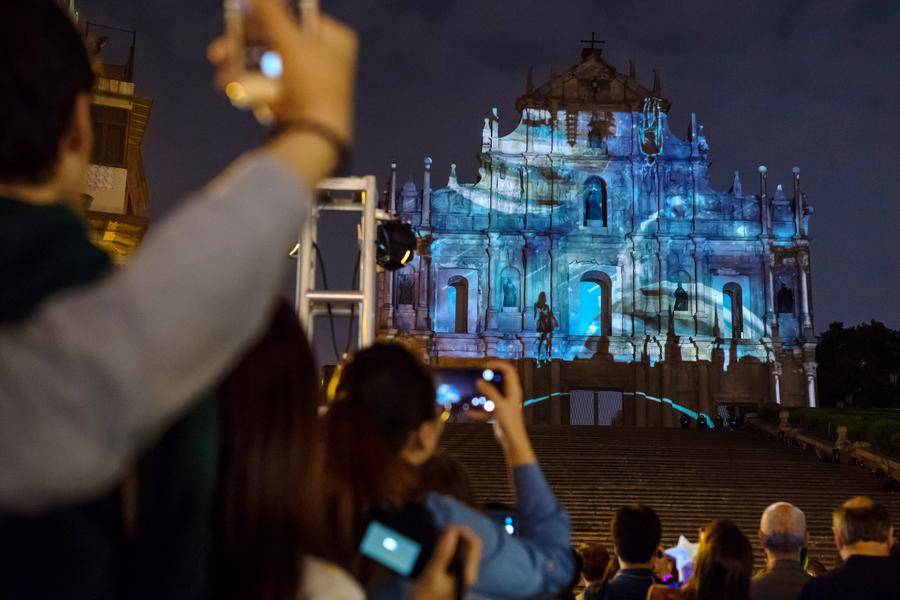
[{"xmin": 760, "ymin": 502, "xmax": 807, "ymax": 554}]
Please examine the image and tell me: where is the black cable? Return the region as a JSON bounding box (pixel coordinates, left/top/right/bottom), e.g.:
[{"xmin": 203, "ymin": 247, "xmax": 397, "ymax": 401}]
[
  {"xmin": 344, "ymin": 252, "xmax": 361, "ymax": 357},
  {"xmin": 312, "ymin": 242, "xmax": 342, "ymax": 364}
]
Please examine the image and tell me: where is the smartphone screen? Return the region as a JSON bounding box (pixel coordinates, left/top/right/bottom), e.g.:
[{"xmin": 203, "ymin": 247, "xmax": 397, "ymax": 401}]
[
  {"xmin": 485, "ymin": 505, "xmax": 517, "ymax": 536},
  {"xmin": 433, "ymin": 367, "xmax": 505, "ymax": 416},
  {"xmin": 359, "ymin": 521, "xmax": 422, "ymax": 577}
]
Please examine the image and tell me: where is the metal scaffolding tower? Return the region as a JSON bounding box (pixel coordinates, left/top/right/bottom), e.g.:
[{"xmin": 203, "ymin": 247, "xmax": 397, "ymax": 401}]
[{"xmin": 294, "ymin": 175, "xmax": 378, "ymax": 350}]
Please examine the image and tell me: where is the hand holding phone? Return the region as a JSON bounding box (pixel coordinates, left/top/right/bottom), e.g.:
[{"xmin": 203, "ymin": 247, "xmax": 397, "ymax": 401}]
[
  {"xmin": 214, "ymin": 0, "xmax": 357, "ymax": 139},
  {"xmin": 475, "ymin": 361, "xmax": 537, "ymax": 467},
  {"xmin": 411, "ymin": 526, "xmax": 482, "ymax": 600}
]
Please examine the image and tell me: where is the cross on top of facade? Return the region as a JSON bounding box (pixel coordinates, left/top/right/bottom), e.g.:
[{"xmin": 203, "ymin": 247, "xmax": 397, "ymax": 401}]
[{"xmin": 580, "ymin": 32, "xmax": 605, "ymax": 50}]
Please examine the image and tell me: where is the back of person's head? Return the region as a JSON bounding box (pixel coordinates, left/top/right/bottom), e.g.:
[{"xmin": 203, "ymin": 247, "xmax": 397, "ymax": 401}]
[
  {"xmin": 321, "ymin": 343, "xmax": 437, "ymax": 574},
  {"xmin": 611, "ymin": 504, "xmax": 662, "ymax": 564},
  {"xmin": 0, "ymin": 1, "xmax": 94, "ymax": 184},
  {"xmin": 832, "ymin": 496, "xmax": 893, "ymax": 546},
  {"xmin": 577, "ymin": 542, "xmax": 611, "ymax": 584},
  {"xmin": 215, "ymin": 301, "xmax": 324, "ymax": 600},
  {"xmin": 688, "ymin": 519, "xmax": 753, "ymax": 600},
  {"xmin": 760, "ymin": 502, "xmax": 807, "ymax": 555},
  {"xmin": 417, "ymin": 451, "xmax": 477, "ymax": 506}
]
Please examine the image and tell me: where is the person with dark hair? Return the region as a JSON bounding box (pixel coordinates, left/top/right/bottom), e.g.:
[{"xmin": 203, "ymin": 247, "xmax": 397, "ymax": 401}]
[
  {"xmin": 576, "ymin": 542, "xmax": 610, "ymax": 600},
  {"xmin": 321, "ymin": 343, "xmax": 574, "ymax": 598},
  {"xmin": 751, "ymin": 502, "xmax": 810, "ymax": 600},
  {"xmin": 215, "ymin": 302, "xmax": 484, "ymax": 600},
  {"xmin": 799, "ymin": 496, "xmax": 900, "ymax": 599},
  {"xmin": 602, "ymin": 504, "xmax": 663, "ymax": 600},
  {"xmin": 214, "ymin": 301, "xmax": 358, "ymax": 600},
  {"xmin": 648, "ymin": 519, "xmax": 754, "ymax": 600}
]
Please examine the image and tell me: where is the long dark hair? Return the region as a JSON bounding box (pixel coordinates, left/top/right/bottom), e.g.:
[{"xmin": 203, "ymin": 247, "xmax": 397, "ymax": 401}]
[
  {"xmin": 213, "ymin": 301, "xmax": 324, "ymax": 600},
  {"xmin": 321, "ymin": 343, "xmax": 436, "ymax": 580},
  {"xmin": 685, "ymin": 520, "xmax": 753, "ymax": 600}
]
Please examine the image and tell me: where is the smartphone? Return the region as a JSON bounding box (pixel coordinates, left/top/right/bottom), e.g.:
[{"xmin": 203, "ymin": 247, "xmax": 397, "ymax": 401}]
[
  {"xmin": 222, "ymin": 0, "xmax": 316, "ymax": 111},
  {"xmin": 359, "ymin": 520, "xmax": 421, "ymax": 577},
  {"xmin": 433, "ymin": 367, "xmax": 505, "ymax": 416},
  {"xmin": 484, "ymin": 503, "xmax": 517, "ymax": 536}
]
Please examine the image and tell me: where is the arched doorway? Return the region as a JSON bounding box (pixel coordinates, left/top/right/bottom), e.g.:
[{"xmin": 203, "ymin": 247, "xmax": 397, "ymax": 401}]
[
  {"xmin": 578, "ymin": 271, "xmax": 612, "ymax": 336},
  {"xmin": 723, "ymin": 282, "xmax": 743, "ymax": 339}
]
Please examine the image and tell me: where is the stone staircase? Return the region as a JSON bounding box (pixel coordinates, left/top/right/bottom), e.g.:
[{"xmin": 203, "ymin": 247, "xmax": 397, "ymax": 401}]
[{"xmin": 439, "ymin": 424, "xmax": 900, "ymax": 569}]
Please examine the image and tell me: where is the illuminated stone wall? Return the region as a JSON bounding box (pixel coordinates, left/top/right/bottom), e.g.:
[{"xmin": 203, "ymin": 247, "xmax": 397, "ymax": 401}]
[{"xmin": 379, "ymin": 48, "xmax": 818, "ymax": 416}]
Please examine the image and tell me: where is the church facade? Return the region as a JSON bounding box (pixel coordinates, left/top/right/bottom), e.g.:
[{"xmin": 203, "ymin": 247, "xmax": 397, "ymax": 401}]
[{"xmin": 377, "ymin": 46, "xmax": 818, "ymax": 426}]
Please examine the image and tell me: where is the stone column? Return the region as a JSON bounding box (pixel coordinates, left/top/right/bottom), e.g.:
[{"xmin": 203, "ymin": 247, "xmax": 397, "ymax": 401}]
[
  {"xmin": 421, "ymin": 157, "xmax": 432, "ymax": 228},
  {"xmin": 415, "ymin": 237, "xmax": 432, "ymax": 331},
  {"xmin": 792, "ymin": 167, "xmax": 803, "ymax": 238},
  {"xmin": 629, "ymin": 242, "xmax": 638, "ymax": 337},
  {"xmin": 804, "ymin": 361, "xmax": 818, "ymax": 408},
  {"xmin": 763, "ymin": 252, "xmax": 775, "ymax": 338},
  {"xmin": 772, "ymin": 360, "xmax": 783, "ymax": 405},
  {"xmin": 655, "ymin": 238, "xmax": 664, "ymax": 335},
  {"xmin": 486, "ymin": 232, "xmax": 500, "ymax": 331},
  {"xmin": 798, "ymin": 252, "xmax": 812, "ymax": 334}
]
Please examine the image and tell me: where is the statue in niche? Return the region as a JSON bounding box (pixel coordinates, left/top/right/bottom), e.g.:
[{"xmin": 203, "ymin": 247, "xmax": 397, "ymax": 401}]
[
  {"xmin": 501, "ymin": 277, "xmax": 518, "ymax": 308},
  {"xmin": 674, "ymin": 283, "xmax": 689, "ymax": 312},
  {"xmin": 582, "ymin": 177, "xmax": 607, "ymax": 226},
  {"xmin": 776, "ymin": 283, "xmax": 794, "ymax": 314},
  {"xmin": 397, "ymin": 273, "xmax": 414, "ymax": 306},
  {"xmin": 534, "ymin": 291, "xmax": 558, "ymax": 363}
]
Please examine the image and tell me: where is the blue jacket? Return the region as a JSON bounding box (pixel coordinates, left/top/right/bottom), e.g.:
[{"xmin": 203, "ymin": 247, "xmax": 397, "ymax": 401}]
[{"xmin": 370, "ymin": 463, "xmax": 573, "ymax": 599}]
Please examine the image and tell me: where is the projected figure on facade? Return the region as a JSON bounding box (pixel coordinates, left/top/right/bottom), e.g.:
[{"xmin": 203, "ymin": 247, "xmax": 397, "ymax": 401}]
[
  {"xmin": 502, "ymin": 277, "xmax": 518, "ymax": 308},
  {"xmin": 640, "ymin": 96, "xmax": 663, "ymax": 158},
  {"xmin": 534, "ymin": 291, "xmax": 558, "ymax": 364},
  {"xmin": 673, "ymin": 283, "xmax": 689, "ymax": 312},
  {"xmin": 776, "ymin": 283, "xmax": 794, "ymax": 314},
  {"xmin": 582, "ymin": 177, "xmax": 607, "ymax": 226}
]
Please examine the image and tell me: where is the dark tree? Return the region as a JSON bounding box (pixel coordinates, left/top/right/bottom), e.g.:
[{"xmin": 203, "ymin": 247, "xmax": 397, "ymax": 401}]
[{"xmin": 816, "ymin": 321, "xmax": 900, "ymax": 408}]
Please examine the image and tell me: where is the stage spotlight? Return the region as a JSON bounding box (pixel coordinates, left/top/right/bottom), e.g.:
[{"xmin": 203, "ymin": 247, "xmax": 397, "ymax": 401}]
[{"xmin": 376, "ymin": 220, "xmax": 417, "ymax": 271}]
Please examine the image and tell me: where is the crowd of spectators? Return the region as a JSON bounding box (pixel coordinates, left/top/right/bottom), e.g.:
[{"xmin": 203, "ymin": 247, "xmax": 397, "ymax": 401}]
[
  {"xmin": 0, "ymin": 1, "xmax": 898, "ymax": 599},
  {"xmin": 569, "ymin": 499, "xmax": 898, "ymax": 600}
]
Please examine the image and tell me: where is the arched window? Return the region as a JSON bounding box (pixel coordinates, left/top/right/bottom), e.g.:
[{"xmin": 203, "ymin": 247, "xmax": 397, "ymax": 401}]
[
  {"xmin": 448, "ymin": 276, "xmax": 469, "ymax": 334},
  {"xmin": 578, "ymin": 271, "xmax": 612, "ymax": 336},
  {"xmin": 722, "ymin": 282, "xmax": 744, "ymax": 339},
  {"xmin": 582, "ymin": 177, "xmax": 608, "ymax": 227}
]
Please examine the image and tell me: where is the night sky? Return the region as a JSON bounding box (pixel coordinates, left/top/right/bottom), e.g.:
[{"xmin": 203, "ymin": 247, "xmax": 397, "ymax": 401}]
[{"xmin": 79, "ymin": 0, "xmax": 899, "ymax": 348}]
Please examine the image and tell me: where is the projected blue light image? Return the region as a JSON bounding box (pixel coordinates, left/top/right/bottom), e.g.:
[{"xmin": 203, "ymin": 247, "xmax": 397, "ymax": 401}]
[
  {"xmin": 578, "ymin": 281, "xmax": 602, "ymax": 335},
  {"xmin": 383, "ymin": 46, "xmax": 816, "ymax": 410}
]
